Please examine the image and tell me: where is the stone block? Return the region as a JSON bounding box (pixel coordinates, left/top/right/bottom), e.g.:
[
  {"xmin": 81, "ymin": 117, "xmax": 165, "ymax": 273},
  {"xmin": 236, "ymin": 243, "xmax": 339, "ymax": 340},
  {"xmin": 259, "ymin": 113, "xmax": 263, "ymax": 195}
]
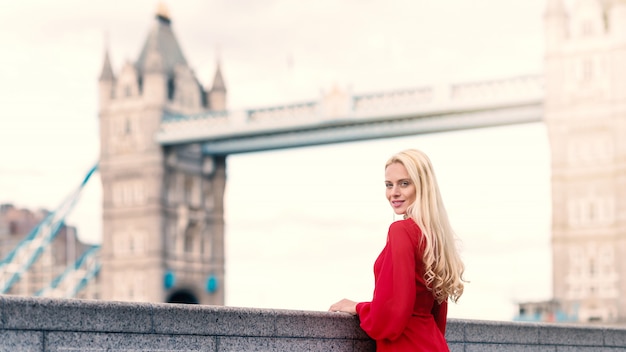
[
  {"xmin": 274, "ymin": 309, "xmax": 367, "ymax": 339},
  {"xmin": 217, "ymin": 336, "xmax": 357, "ymax": 352},
  {"xmin": 44, "ymin": 331, "xmax": 216, "ymax": 351},
  {"xmin": 216, "ymin": 336, "xmax": 272, "ymax": 352},
  {"xmin": 465, "ymin": 319, "xmax": 539, "ymax": 344},
  {"xmin": 448, "ymin": 342, "xmax": 464, "ymax": 352},
  {"xmin": 0, "ymin": 330, "xmax": 43, "ymax": 352},
  {"xmin": 465, "ymin": 343, "xmax": 555, "ymax": 352},
  {"xmin": 604, "ymin": 327, "xmax": 626, "ymax": 347},
  {"xmin": 555, "ymin": 347, "xmax": 617, "ymax": 352},
  {"xmin": 446, "ymin": 319, "xmax": 465, "ymax": 342},
  {"xmin": 538, "ymin": 324, "xmax": 604, "ymax": 346},
  {"xmin": 2, "ymin": 296, "xmax": 153, "ymax": 334},
  {"xmin": 353, "ymin": 339, "xmax": 376, "ymax": 352},
  {"xmin": 152, "ymin": 303, "xmax": 277, "ymax": 336},
  {"xmin": 269, "ymin": 337, "xmax": 358, "ymax": 352}
]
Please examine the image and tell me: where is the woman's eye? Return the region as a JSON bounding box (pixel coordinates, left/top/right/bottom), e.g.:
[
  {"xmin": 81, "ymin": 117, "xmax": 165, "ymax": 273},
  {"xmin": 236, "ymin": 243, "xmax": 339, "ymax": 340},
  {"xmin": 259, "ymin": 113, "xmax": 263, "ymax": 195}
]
[
  {"xmin": 401, "ymin": 181, "xmax": 410, "ymax": 187},
  {"xmin": 385, "ymin": 183, "xmax": 392, "ymax": 188}
]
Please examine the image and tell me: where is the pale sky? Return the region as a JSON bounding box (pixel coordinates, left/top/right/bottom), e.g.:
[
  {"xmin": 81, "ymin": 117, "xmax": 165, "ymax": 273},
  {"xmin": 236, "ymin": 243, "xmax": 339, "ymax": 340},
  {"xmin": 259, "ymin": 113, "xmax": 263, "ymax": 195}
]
[{"xmin": 0, "ymin": 0, "xmax": 555, "ymax": 321}]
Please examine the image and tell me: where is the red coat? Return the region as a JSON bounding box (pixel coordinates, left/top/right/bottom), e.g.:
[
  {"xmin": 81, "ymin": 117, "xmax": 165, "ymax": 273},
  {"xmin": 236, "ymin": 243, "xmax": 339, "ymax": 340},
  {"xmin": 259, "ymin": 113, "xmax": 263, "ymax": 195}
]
[{"xmin": 356, "ymin": 219, "xmax": 449, "ymax": 351}]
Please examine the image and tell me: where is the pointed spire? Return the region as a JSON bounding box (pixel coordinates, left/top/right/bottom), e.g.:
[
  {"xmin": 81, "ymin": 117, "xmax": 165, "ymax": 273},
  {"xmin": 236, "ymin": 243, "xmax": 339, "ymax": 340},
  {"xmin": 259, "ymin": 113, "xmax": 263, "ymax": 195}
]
[
  {"xmin": 208, "ymin": 50, "xmax": 227, "ymax": 111},
  {"xmin": 156, "ymin": 1, "xmax": 171, "ymax": 24},
  {"xmin": 99, "ymin": 37, "xmax": 115, "ymax": 82},
  {"xmin": 211, "ymin": 57, "xmax": 226, "ymax": 92},
  {"xmin": 135, "ymin": 2, "xmax": 187, "ymax": 76},
  {"xmin": 545, "ymin": 0, "xmax": 569, "ymax": 45}
]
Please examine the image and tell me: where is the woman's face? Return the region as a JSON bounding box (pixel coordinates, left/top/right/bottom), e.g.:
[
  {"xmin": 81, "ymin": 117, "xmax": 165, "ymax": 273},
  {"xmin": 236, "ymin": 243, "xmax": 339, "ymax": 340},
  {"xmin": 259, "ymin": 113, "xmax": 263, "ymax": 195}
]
[{"xmin": 385, "ymin": 162, "xmax": 417, "ymax": 215}]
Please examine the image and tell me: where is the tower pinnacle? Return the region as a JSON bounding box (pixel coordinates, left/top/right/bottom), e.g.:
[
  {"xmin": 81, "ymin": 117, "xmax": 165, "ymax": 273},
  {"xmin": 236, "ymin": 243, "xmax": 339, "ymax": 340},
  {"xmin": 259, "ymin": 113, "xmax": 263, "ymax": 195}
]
[{"xmin": 156, "ymin": 2, "xmax": 171, "ymax": 23}]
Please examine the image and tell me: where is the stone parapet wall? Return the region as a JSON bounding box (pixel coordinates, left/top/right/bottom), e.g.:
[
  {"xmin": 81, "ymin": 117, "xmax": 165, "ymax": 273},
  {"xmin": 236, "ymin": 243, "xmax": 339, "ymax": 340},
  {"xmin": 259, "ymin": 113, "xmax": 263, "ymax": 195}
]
[{"xmin": 1, "ymin": 295, "xmax": 625, "ymax": 351}]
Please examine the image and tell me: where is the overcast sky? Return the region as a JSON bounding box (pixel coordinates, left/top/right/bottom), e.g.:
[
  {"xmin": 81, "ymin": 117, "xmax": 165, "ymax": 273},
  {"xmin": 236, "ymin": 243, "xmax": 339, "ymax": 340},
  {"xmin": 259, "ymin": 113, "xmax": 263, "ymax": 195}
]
[{"xmin": 0, "ymin": 0, "xmax": 557, "ymax": 321}]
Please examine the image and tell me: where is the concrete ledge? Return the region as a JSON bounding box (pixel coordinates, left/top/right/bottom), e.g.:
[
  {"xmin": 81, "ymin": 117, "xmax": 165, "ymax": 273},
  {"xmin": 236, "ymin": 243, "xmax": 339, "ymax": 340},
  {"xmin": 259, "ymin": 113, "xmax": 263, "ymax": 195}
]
[
  {"xmin": 2, "ymin": 295, "xmax": 626, "ymax": 351},
  {"xmin": 446, "ymin": 319, "xmax": 626, "ymax": 352}
]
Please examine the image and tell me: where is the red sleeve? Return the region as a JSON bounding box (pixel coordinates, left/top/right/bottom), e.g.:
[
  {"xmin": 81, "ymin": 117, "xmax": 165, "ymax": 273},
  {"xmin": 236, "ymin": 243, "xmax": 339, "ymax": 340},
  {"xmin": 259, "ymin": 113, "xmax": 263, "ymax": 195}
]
[
  {"xmin": 355, "ymin": 222, "xmax": 416, "ymax": 341},
  {"xmin": 431, "ymin": 299, "xmax": 448, "ymax": 335}
]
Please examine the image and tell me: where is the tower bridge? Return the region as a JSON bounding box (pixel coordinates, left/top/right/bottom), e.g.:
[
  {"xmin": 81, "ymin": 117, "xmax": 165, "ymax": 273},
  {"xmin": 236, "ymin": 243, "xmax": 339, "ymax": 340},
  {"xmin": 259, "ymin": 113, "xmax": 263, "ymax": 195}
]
[
  {"xmin": 90, "ymin": 4, "xmax": 556, "ymax": 310},
  {"xmin": 157, "ymin": 74, "xmax": 543, "ymax": 154},
  {"xmin": 3, "ymin": 0, "xmax": 626, "ymax": 326}
]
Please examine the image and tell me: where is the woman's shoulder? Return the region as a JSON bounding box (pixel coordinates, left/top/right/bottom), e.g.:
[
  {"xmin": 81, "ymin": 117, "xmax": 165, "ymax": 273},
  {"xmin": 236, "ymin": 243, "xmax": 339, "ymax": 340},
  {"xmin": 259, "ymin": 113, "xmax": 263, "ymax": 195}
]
[
  {"xmin": 389, "ymin": 218, "xmax": 420, "ymax": 231},
  {"xmin": 388, "ymin": 219, "xmax": 422, "ymax": 241}
]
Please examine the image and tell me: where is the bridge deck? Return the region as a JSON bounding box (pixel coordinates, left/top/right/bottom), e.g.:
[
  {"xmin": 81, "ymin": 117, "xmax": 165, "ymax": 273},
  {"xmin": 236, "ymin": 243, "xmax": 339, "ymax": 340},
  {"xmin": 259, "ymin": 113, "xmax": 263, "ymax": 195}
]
[{"xmin": 157, "ymin": 75, "xmax": 543, "ymax": 154}]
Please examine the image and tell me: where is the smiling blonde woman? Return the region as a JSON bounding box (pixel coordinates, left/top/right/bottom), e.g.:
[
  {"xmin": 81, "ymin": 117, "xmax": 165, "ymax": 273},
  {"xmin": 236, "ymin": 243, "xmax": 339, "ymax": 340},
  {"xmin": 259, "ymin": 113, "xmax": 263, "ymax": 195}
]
[{"xmin": 330, "ymin": 149, "xmax": 466, "ymax": 352}]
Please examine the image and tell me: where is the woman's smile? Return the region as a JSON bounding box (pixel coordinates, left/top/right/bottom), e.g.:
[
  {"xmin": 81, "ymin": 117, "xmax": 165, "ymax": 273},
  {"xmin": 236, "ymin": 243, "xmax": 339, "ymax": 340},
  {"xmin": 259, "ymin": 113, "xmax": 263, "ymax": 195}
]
[{"xmin": 385, "ymin": 162, "xmax": 416, "ymax": 215}]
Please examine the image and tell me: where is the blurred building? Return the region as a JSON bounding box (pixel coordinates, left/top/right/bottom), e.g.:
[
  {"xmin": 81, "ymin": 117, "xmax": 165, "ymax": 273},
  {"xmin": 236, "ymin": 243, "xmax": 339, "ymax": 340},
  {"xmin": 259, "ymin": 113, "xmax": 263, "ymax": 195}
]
[
  {"xmin": 0, "ymin": 203, "xmax": 98, "ymax": 299},
  {"xmin": 514, "ymin": 300, "xmax": 578, "ymax": 323},
  {"xmin": 515, "ymin": 0, "xmax": 626, "ymax": 324},
  {"xmin": 97, "ymin": 4, "xmax": 226, "ymax": 305}
]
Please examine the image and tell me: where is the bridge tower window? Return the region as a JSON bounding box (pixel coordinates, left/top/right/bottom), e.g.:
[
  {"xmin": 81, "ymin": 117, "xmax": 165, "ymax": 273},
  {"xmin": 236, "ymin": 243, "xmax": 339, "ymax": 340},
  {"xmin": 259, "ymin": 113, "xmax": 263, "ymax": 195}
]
[{"xmin": 184, "ymin": 226, "xmax": 196, "ymax": 253}]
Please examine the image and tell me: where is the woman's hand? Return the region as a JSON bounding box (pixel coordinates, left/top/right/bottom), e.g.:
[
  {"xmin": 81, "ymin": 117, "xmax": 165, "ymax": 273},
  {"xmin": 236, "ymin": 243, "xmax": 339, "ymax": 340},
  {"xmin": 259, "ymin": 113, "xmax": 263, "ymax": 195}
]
[{"xmin": 329, "ymin": 299, "xmax": 358, "ymax": 315}]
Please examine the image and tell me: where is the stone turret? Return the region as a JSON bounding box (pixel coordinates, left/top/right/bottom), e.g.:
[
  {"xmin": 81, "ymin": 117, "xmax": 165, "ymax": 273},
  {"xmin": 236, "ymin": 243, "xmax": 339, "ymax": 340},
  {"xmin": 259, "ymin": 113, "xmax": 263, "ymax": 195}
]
[
  {"xmin": 98, "ymin": 3, "xmax": 220, "ymax": 113},
  {"xmin": 208, "ymin": 60, "xmax": 227, "ymax": 111},
  {"xmin": 544, "ymin": 0, "xmax": 568, "ymax": 48},
  {"xmin": 98, "ymin": 47, "xmax": 115, "ymax": 108},
  {"xmin": 569, "ymin": 0, "xmax": 606, "ymax": 38}
]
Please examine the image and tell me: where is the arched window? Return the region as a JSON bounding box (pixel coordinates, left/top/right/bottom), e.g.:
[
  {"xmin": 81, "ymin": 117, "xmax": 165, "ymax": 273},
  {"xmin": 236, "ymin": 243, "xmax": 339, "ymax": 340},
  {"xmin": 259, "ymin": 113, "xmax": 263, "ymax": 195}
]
[{"xmin": 184, "ymin": 226, "xmax": 194, "ymax": 253}]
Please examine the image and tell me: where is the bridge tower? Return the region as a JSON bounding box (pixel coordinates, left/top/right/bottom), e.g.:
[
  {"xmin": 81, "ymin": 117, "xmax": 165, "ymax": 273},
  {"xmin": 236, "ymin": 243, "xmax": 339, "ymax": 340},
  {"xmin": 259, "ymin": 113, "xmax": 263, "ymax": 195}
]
[
  {"xmin": 97, "ymin": 4, "xmax": 227, "ymax": 305},
  {"xmin": 544, "ymin": 0, "xmax": 626, "ymax": 322}
]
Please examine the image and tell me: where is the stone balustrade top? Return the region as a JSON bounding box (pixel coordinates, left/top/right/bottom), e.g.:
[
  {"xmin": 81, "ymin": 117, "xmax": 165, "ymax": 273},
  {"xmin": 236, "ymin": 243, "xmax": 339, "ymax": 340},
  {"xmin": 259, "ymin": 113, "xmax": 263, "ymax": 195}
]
[{"xmin": 2, "ymin": 295, "xmax": 626, "ymax": 352}]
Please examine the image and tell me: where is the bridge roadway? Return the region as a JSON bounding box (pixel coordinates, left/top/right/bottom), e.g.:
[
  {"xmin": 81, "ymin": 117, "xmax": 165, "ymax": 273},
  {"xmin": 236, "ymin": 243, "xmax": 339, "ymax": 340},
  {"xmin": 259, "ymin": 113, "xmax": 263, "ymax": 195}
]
[
  {"xmin": 157, "ymin": 75, "xmax": 544, "ymax": 154},
  {"xmin": 2, "ymin": 295, "xmax": 626, "ymax": 351}
]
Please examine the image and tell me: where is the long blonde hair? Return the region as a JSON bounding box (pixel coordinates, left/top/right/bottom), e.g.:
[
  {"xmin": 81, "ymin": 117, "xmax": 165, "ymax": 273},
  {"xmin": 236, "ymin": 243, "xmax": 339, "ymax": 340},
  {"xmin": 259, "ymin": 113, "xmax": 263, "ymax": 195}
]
[{"xmin": 386, "ymin": 149, "xmax": 465, "ymax": 303}]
